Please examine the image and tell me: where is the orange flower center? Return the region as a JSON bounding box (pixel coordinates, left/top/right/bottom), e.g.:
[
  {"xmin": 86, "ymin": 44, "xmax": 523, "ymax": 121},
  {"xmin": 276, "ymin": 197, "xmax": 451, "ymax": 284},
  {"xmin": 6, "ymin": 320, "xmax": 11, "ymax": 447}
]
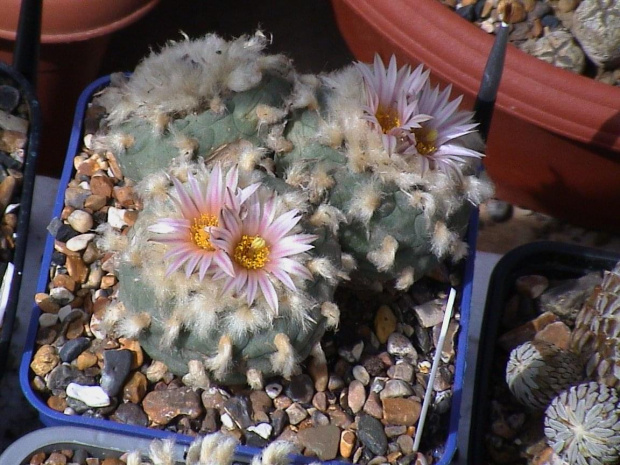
[
  {"xmin": 413, "ymin": 127, "xmax": 439, "ymax": 155},
  {"xmin": 234, "ymin": 235, "xmax": 270, "ymax": 270},
  {"xmin": 190, "ymin": 214, "xmax": 218, "ymax": 251},
  {"xmin": 375, "ymin": 105, "xmax": 401, "ymax": 134}
]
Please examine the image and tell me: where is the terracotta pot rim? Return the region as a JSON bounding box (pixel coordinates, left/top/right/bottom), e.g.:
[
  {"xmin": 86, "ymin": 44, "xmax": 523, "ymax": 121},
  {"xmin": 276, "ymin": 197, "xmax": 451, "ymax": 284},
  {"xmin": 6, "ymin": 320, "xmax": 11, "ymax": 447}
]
[
  {"xmin": 333, "ymin": 0, "xmax": 620, "ymax": 153},
  {"xmin": 0, "ymin": 0, "xmax": 160, "ymax": 43}
]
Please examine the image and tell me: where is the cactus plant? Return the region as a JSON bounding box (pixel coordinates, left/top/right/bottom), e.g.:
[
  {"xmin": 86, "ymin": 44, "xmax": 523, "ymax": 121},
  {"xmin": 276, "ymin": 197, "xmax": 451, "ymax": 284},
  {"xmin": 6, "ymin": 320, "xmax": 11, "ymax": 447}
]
[{"xmin": 89, "ymin": 31, "xmax": 493, "ymax": 385}]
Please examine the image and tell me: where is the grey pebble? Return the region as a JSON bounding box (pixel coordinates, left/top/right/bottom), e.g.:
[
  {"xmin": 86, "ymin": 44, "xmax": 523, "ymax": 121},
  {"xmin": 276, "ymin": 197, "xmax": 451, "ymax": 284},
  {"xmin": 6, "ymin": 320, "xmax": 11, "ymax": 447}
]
[
  {"xmin": 111, "ymin": 402, "xmax": 149, "ymax": 427},
  {"xmin": 358, "ymin": 413, "xmax": 388, "ymax": 456},
  {"xmin": 100, "ymin": 349, "xmax": 133, "ymax": 397},
  {"xmin": 223, "ymin": 396, "xmax": 254, "ymax": 429},
  {"xmin": 286, "ymin": 373, "xmax": 315, "ymax": 404},
  {"xmin": 59, "ymin": 337, "xmax": 91, "ymax": 363}
]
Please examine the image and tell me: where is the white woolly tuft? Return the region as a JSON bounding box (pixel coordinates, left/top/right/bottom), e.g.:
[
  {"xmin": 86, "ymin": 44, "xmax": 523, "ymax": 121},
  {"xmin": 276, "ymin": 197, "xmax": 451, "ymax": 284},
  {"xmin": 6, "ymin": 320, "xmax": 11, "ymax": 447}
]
[
  {"xmin": 279, "ymin": 190, "xmax": 311, "ymax": 213},
  {"xmin": 395, "ymin": 267, "xmax": 416, "ymax": 291},
  {"xmin": 205, "ymin": 335, "xmax": 234, "ymax": 380},
  {"xmin": 185, "ymin": 292, "xmax": 221, "ymax": 336},
  {"xmin": 271, "ymin": 333, "xmax": 300, "ymax": 379},
  {"xmin": 253, "ymin": 440, "xmax": 295, "ymax": 465},
  {"xmin": 246, "ymin": 368, "xmax": 265, "ymax": 390},
  {"xmin": 463, "ymin": 174, "xmax": 495, "ymax": 206},
  {"xmin": 367, "ymin": 235, "xmax": 398, "ymax": 272},
  {"xmin": 340, "ymin": 253, "xmax": 357, "ymax": 273},
  {"xmin": 101, "ymin": 300, "xmax": 126, "ymax": 332},
  {"xmin": 309, "ymin": 204, "xmax": 346, "ymax": 235},
  {"xmin": 255, "ymin": 104, "xmax": 288, "ymax": 125},
  {"xmin": 148, "ymin": 438, "xmax": 176, "ymax": 465},
  {"xmin": 431, "ymin": 222, "xmax": 459, "ymax": 258},
  {"xmin": 185, "ymin": 432, "xmax": 238, "ymax": 465},
  {"xmin": 266, "ymin": 125, "xmax": 294, "ymax": 153},
  {"xmin": 115, "ymin": 312, "xmax": 151, "ymax": 338},
  {"xmin": 284, "ymin": 161, "xmax": 310, "ymax": 189},
  {"xmin": 307, "ymin": 257, "xmax": 341, "ymax": 285},
  {"xmin": 124, "ymin": 450, "xmax": 142, "ymax": 465},
  {"xmin": 407, "ymin": 190, "xmax": 436, "ymax": 219},
  {"xmin": 450, "ymin": 238, "xmax": 469, "ymax": 262},
  {"xmin": 288, "ymin": 74, "xmax": 320, "ymax": 110},
  {"xmin": 224, "ymin": 305, "xmax": 270, "ymax": 340},
  {"xmin": 347, "ymin": 180, "xmax": 382, "ymax": 225},
  {"xmin": 95, "ymin": 223, "xmax": 129, "ymax": 253},
  {"xmin": 135, "ymin": 171, "xmax": 171, "ymax": 201},
  {"xmin": 172, "ymin": 133, "xmax": 199, "ymax": 158},
  {"xmin": 182, "ymin": 360, "xmax": 211, "ymax": 390},
  {"xmin": 321, "ymin": 301, "xmax": 341, "ymax": 330},
  {"xmin": 238, "ymin": 144, "xmax": 267, "ymax": 173},
  {"xmin": 160, "ymin": 313, "xmax": 183, "ymax": 348},
  {"xmin": 307, "ymin": 166, "xmax": 335, "ymax": 203}
]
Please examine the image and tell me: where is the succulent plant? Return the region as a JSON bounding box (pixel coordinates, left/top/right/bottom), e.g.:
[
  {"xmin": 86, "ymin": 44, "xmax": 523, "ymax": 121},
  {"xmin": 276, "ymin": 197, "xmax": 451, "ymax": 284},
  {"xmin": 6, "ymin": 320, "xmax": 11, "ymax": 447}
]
[
  {"xmin": 570, "ymin": 261, "xmax": 620, "ymax": 387},
  {"xmin": 505, "ymin": 340, "xmax": 583, "ymax": 410},
  {"xmin": 126, "ymin": 432, "xmax": 296, "ymax": 465},
  {"xmin": 544, "ymin": 381, "xmax": 620, "ymax": 465},
  {"xmin": 99, "ymin": 161, "xmax": 342, "ymax": 385},
  {"xmin": 91, "ymin": 31, "xmax": 494, "ymax": 290}
]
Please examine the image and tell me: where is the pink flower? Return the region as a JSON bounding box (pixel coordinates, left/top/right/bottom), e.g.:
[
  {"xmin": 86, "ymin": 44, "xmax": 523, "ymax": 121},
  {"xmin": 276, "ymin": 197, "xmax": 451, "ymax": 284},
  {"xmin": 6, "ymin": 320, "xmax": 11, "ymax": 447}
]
[
  {"xmin": 406, "ymin": 81, "xmax": 484, "ymax": 177},
  {"xmin": 211, "ymin": 194, "xmax": 316, "ymax": 312},
  {"xmin": 148, "ymin": 164, "xmax": 258, "ymax": 280},
  {"xmin": 355, "ymin": 54, "xmax": 431, "ymax": 154}
]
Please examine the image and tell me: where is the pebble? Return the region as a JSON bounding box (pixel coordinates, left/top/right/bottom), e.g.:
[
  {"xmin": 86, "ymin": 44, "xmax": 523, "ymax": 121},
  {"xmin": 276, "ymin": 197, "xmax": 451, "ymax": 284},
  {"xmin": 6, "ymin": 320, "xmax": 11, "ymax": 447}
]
[
  {"xmin": 39, "ymin": 313, "xmax": 59, "ymax": 328},
  {"xmin": 285, "ymin": 374, "xmax": 315, "ymax": 404},
  {"xmin": 65, "ymin": 233, "xmax": 96, "ymax": 252},
  {"xmin": 380, "ymin": 379, "xmax": 415, "ymax": 399},
  {"xmin": 107, "ymin": 207, "xmax": 128, "ymax": 229},
  {"xmin": 348, "ymin": 380, "xmax": 367, "ymax": 414},
  {"xmin": 247, "ymin": 422, "xmax": 273, "ymax": 440},
  {"xmin": 375, "ymin": 305, "xmax": 398, "ymax": 343},
  {"xmin": 387, "ymin": 332, "xmax": 417, "ymax": 361},
  {"xmin": 142, "ymin": 387, "xmax": 203, "ymax": 426},
  {"xmin": 298, "ymin": 425, "xmax": 340, "ymax": 461},
  {"xmin": 67, "ymin": 210, "xmax": 93, "ymax": 233},
  {"xmin": 59, "ymin": 337, "xmax": 91, "ymax": 363},
  {"xmin": 285, "ymin": 402, "xmax": 309, "ymax": 425},
  {"xmin": 363, "ymin": 391, "xmax": 384, "ymax": 419},
  {"xmin": 388, "ymin": 362, "xmax": 415, "ymax": 383},
  {"xmin": 358, "ymin": 413, "xmax": 388, "ymax": 456},
  {"xmin": 265, "ymin": 383, "xmax": 283, "ymax": 399},
  {"xmin": 66, "ymin": 383, "xmax": 110, "ymax": 408},
  {"xmin": 122, "ymin": 371, "xmax": 147, "ymax": 403},
  {"xmin": 145, "ymin": 360, "xmax": 168, "ymax": 383},
  {"xmin": 224, "ymin": 396, "xmax": 254, "ymax": 429},
  {"xmin": 49, "ymin": 287, "xmax": 74, "ymax": 306},
  {"xmin": 383, "ymin": 398, "xmax": 422, "ymax": 426},
  {"xmin": 413, "ymin": 299, "xmax": 446, "ymax": 328},
  {"xmin": 340, "ymin": 430, "xmax": 356, "ymax": 459},
  {"xmin": 352, "ymin": 365, "xmax": 371, "ymax": 385},
  {"xmin": 100, "ymin": 349, "xmax": 133, "ymax": 397},
  {"xmin": 110, "ymin": 402, "xmax": 149, "ymax": 427},
  {"xmin": 30, "ymin": 345, "xmax": 60, "ymax": 377}
]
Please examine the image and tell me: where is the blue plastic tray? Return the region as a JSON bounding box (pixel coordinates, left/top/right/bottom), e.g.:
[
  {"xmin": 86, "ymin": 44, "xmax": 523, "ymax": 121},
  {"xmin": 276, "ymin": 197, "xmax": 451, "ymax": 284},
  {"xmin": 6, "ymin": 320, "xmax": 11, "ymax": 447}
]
[{"xmin": 19, "ymin": 75, "xmax": 479, "ymax": 465}]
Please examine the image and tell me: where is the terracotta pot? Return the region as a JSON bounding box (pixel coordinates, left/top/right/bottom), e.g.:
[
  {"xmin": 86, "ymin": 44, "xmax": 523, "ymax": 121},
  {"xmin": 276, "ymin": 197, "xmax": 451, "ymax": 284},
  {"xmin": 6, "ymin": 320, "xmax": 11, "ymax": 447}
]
[
  {"xmin": 331, "ymin": 0, "xmax": 620, "ymax": 233},
  {"xmin": 0, "ymin": 0, "xmax": 160, "ymax": 177}
]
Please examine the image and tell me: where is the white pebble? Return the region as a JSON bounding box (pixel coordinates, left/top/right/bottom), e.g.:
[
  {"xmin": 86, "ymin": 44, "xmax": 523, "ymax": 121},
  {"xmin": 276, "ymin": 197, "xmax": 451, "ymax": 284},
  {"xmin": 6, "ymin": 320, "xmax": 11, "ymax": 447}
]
[
  {"xmin": 265, "ymin": 383, "xmax": 283, "ymax": 399},
  {"xmin": 49, "ymin": 287, "xmax": 74, "ymax": 306},
  {"xmin": 107, "ymin": 207, "xmax": 128, "ymax": 229},
  {"xmin": 221, "ymin": 412, "xmax": 235, "ymax": 429},
  {"xmin": 352, "ymin": 365, "xmax": 371, "ymax": 386},
  {"xmin": 66, "ymin": 383, "xmax": 110, "ymax": 408},
  {"xmin": 247, "ymin": 423, "xmax": 273, "ymax": 439},
  {"xmin": 66, "ymin": 233, "xmax": 96, "ymax": 252},
  {"xmin": 67, "ymin": 210, "xmax": 93, "ymax": 233}
]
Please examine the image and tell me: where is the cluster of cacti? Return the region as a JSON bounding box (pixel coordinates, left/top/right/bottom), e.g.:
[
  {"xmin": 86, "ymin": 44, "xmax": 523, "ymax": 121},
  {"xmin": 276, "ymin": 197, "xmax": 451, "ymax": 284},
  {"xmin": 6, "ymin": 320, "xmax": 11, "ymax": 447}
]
[
  {"xmin": 505, "ymin": 260, "xmax": 620, "ymax": 464},
  {"xmin": 91, "ymin": 31, "xmax": 493, "ymax": 384}
]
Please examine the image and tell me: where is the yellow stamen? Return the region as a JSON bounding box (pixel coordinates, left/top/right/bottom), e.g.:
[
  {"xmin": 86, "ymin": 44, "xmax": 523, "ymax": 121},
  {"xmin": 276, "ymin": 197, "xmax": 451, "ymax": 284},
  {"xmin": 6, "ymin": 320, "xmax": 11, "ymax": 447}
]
[
  {"xmin": 190, "ymin": 214, "xmax": 218, "ymax": 251},
  {"xmin": 234, "ymin": 235, "xmax": 270, "ymax": 270},
  {"xmin": 375, "ymin": 105, "xmax": 401, "ymax": 134},
  {"xmin": 414, "ymin": 128, "xmax": 439, "ymax": 155}
]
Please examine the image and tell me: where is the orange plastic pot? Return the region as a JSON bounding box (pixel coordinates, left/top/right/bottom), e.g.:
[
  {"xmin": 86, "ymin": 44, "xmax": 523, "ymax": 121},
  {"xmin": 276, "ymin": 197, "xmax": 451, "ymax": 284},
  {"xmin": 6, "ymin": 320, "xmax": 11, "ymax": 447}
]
[
  {"xmin": 331, "ymin": 0, "xmax": 620, "ymax": 233},
  {"xmin": 0, "ymin": 0, "xmax": 160, "ymax": 177}
]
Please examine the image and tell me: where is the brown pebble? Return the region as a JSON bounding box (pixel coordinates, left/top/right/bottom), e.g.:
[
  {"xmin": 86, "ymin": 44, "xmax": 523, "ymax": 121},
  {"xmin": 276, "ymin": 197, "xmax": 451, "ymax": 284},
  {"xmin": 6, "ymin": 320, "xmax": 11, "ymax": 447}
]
[
  {"xmin": 101, "ymin": 459, "xmax": 125, "ymax": 465},
  {"xmin": 113, "ymin": 185, "xmax": 135, "ymax": 208},
  {"xmin": 30, "ymin": 344, "xmax": 60, "ymax": 376},
  {"xmin": 76, "ymin": 351, "xmax": 98, "ymax": 370},
  {"xmin": 29, "ymin": 451, "xmax": 46, "ymax": 465},
  {"xmin": 66, "ymin": 318, "xmax": 85, "ymax": 339},
  {"xmin": 35, "ymin": 293, "xmax": 60, "ymax": 314},
  {"xmin": 340, "ymin": 429, "xmax": 356, "ymax": 459},
  {"xmin": 498, "ymin": 311, "xmax": 558, "ymax": 351},
  {"xmin": 123, "ymin": 371, "xmax": 148, "ymax": 403},
  {"xmin": 375, "ymin": 305, "xmax": 397, "ymax": 344},
  {"xmin": 52, "ymin": 274, "xmax": 77, "ymax": 293},
  {"xmin": 100, "ymin": 274, "xmax": 118, "ymax": 289},
  {"xmin": 90, "ymin": 175, "xmax": 114, "ymax": 197},
  {"xmin": 66, "ymin": 255, "xmax": 89, "ymax": 283},
  {"xmin": 312, "ymin": 391, "xmax": 328, "ymax": 412},
  {"xmin": 46, "ymin": 452, "xmax": 67, "ymax": 465},
  {"xmin": 383, "ymin": 398, "xmax": 422, "ymax": 426},
  {"xmin": 47, "ymin": 395, "xmax": 68, "ymax": 412},
  {"xmin": 84, "ymin": 194, "xmax": 107, "ymax": 211},
  {"xmin": 119, "ymin": 338, "xmax": 144, "ymax": 370},
  {"xmin": 142, "ymin": 387, "xmax": 203, "ymax": 425},
  {"xmin": 533, "ymin": 320, "xmax": 572, "ymax": 350}
]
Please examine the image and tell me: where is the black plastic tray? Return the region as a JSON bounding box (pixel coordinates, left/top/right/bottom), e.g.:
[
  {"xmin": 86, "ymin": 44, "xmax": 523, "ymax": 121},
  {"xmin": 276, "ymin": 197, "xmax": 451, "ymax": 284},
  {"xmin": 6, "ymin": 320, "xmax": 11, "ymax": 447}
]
[
  {"xmin": 468, "ymin": 240, "xmax": 620, "ymax": 464},
  {"xmin": 0, "ymin": 60, "xmax": 41, "ymax": 380}
]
